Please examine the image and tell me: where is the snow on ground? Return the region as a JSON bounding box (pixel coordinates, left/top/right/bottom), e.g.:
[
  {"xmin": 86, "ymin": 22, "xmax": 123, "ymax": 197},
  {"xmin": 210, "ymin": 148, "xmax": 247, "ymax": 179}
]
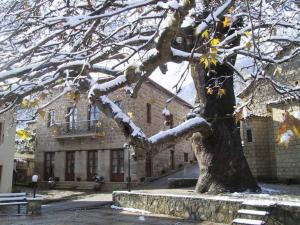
[{"xmin": 111, "ymin": 205, "xmax": 151, "ymax": 214}]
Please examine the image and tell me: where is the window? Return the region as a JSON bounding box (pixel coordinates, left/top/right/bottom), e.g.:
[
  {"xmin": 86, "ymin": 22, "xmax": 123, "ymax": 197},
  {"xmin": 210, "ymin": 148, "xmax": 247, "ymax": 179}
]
[
  {"xmin": 47, "ymin": 110, "xmax": 55, "ymax": 127},
  {"xmin": 111, "ymin": 150, "xmax": 124, "ymax": 182},
  {"xmin": 246, "ymin": 129, "xmax": 253, "ymax": 142},
  {"xmin": 184, "ymin": 153, "xmax": 188, "ymax": 162},
  {"xmin": 65, "ymin": 152, "xmax": 75, "ymax": 181},
  {"xmin": 146, "ymin": 103, "xmax": 151, "ymax": 123},
  {"xmin": 87, "ymin": 151, "xmax": 98, "ymax": 181},
  {"xmin": 66, "ymin": 107, "xmax": 77, "ymax": 131},
  {"xmin": 170, "ymin": 150, "xmax": 175, "ymax": 170},
  {"xmin": 44, "ymin": 152, "xmax": 55, "ymax": 181},
  {"xmin": 0, "ymin": 165, "xmax": 2, "ymax": 182},
  {"xmin": 0, "ymin": 122, "xmax": 3, "ymax": 144},
  {"xmin": 88, "ymin": 105, "xmax": 100, "ymax": 129}
]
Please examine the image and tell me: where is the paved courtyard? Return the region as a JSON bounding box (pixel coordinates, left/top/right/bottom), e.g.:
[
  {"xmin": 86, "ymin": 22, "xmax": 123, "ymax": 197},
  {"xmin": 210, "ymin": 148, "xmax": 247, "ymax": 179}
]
[
  {"xmin": 1, "ymin": 205, "xmax": 225, "ymax": 225},
  {"xmin": 1, "ymin": 164, "xmax": 299, "ymax": 224}
]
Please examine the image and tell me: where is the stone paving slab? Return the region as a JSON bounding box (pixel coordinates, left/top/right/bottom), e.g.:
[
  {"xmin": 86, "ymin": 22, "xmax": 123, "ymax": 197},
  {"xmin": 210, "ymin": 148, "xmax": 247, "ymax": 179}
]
[{"xmin": 0, "ymin": 207, "xmax": 226, "ymax": 225}]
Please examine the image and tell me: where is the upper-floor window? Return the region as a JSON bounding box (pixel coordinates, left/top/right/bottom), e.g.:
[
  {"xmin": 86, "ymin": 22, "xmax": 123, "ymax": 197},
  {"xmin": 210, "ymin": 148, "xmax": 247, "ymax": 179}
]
[
  {"xmin": 47, "ymin": 110, "xmax": 55, "ymax": 127},
  {"xmin": 88, "ymin": 105, "xmax": 100, "ymax": 128},
  {"xmin": 146, "ymin": 103, "xmax": 151, "ymax": 124},
  {"xmin": 246, "ymin": 128, "xmax": 253, "ymax": 142},
  {"xmin": 0, "ymin": 122, "xmax": 3, "ymax": 144},
  {"xmin": 67, "ymin": 107, "xmax": 77, "ymax": 130}
]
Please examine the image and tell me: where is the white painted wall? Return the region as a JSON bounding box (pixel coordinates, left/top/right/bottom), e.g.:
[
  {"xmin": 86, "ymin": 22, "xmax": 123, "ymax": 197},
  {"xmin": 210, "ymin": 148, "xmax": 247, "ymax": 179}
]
[{"xmin": 0, "ymin": 112, "xmax": 16, "ymax": 193}]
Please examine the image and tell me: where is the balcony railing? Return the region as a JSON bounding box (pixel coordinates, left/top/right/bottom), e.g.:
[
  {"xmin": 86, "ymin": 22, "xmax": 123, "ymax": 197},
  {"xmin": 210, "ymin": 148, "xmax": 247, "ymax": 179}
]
[{"xmin": 51, "ymin": 120, "xmax": 105, "ymax": 138}]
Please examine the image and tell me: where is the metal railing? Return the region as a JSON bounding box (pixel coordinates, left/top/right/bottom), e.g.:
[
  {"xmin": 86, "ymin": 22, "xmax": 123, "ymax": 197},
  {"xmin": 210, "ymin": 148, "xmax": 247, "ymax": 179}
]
[{"xmin": 53, "ymin": 120, "xmax": 105, "ymax": 136}]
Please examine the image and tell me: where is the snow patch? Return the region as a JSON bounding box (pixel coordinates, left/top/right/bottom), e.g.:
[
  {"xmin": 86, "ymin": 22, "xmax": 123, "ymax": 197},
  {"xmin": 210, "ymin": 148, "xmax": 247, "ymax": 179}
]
[{"xmin": 111, "ymin": 205, "xmax": 151, "ymax": 214}]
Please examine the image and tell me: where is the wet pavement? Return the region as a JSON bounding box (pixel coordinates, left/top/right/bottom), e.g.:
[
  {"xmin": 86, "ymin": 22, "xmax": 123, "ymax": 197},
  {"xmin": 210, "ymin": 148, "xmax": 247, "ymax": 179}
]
[{"xmin": 1, "ymin": 206, "xmax": 225, "ymax": 225}]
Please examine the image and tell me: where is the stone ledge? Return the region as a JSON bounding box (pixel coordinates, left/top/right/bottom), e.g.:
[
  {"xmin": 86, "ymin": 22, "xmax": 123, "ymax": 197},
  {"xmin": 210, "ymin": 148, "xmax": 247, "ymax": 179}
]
[{"xmin": 113, "ymin": 191, "xmax": 300, "ymax": 225}]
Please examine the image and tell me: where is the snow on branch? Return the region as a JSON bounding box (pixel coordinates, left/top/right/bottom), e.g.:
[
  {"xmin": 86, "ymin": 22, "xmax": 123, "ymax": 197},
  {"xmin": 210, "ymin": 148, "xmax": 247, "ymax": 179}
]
[{"xmin": 95, "ymin": 95, "xmax": 211, "ymax": 156}]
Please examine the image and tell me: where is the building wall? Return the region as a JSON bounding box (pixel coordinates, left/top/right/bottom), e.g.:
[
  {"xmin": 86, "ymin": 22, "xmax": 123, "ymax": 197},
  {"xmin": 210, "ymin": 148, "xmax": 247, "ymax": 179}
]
[
  {"xmin": 0, "ymin": 113, "xmax": 16, "ymax": 192},
  {"xmin": 270, "ymin": 102, "xmax": 300, "ymax": 182},
  {"xmin": 241, "ymin": 117, "xmax": 276, "ymax": 180},
  {"xmin": 35, "ymin": 81, "xmax": 193, "ymax": 184},
  {"xmin": 240, "ymin": 54, "xmax": 300, "ymax": 182}
]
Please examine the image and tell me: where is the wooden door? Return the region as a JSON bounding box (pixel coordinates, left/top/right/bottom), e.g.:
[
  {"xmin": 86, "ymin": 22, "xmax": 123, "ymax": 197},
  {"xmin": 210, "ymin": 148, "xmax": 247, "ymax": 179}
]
[
  {"xmin": 87, "ymin": 151, "xmax": 98, "ymax": 181},
  {"xmin": 170, "ymin": 150, "xmax": 175, "ymax": 170},
  {"xmin": 44, "ymin": 152, "xmax": 55, "ymax": 181},
  {"xmin": 111, "ymin": 150, "xmax": 124, "ymax": 182},
  {"xmin": 145, "ymin": 153, "xmax": 152, "ymax": 177},
  {"xmin": 65, "ymin": 152, "xmax": 75, "ymax": 181}
]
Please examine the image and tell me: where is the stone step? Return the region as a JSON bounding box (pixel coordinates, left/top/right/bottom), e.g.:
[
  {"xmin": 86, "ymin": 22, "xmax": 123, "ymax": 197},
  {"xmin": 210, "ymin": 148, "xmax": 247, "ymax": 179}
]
[
  {"xmin": 238, "ymin": 209, "xmax": 269, "ymax": 216},
  {"xmin": 242, "ymin": 200, "xmax": 276, "ymax": 207},
  {"xmin": 232, "ymin": 218, "xmax": 265, "ymax": 225}
]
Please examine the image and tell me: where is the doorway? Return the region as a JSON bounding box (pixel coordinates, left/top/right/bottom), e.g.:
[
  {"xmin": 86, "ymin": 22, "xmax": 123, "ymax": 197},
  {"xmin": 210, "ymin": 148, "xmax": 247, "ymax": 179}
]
[{"xmin": 111, "ymin": 149, "xmax": 124, "ymax": 182}]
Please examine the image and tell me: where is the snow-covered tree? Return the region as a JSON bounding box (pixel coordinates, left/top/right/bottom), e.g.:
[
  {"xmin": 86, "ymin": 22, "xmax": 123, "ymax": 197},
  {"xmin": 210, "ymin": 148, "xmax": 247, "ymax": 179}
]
[{"xmin": 0, "ymin": 0, "xmax": 299, "ymax": 193}]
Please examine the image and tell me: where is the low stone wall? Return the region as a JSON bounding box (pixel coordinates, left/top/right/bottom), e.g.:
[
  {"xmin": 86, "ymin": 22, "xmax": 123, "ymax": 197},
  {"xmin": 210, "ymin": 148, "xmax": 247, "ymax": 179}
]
[{"xmin": 113, "ymin": 191, "xmax": 300, "ymax": 225}]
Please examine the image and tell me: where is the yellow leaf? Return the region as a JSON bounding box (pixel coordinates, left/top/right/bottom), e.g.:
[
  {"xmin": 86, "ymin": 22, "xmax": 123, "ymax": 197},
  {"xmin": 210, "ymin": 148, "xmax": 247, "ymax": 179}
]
[
  {"xmin": 17, "ymin": 129, "xmax": 31, "ymax": 141},
  {"xmin": 201, "ymin": 29, "xmax": 209, "ymax": 39},
  {"xmin": 207, "ymin": 88, "xmax": 214, "ymax": 95},
  {"xmin": 244, "ymin": 31, "xmax": 251, "ymax": 37},
  {"xmin": 292, "ymin": 125, "xmax": 300, "ymax": 138},
  {"xmin": 217, "ymin": 88, "xmax": 226, "ymax": 98},
  {"xmin": 210, "ymin": 53, "xmax": 218, "ymax": 66},
  {"xmin": 37, "ymin": 109, "xmax": 46, "ymax": 119},
  {"xmin": 200, "ymin": 54, "xmax": 210, "ymax": 69},
  {"xmin": 127, "ymin": 112, "xmax": 134, "ymax": 118},
  {"xmin": 223, "ymin": 16, "xmax": 231, "ymax": 28},
  {"xmin": 68, "ymin": 91, "xmax": 80, "ymax": 103},
  {"xmin": 273, "ymin": 66, "xmax": 282, "ymax": 76},
  {"xmin": 246, "ymin": 41, "xmax": 251, "ymax": 50},
  {"xmin": 20, "ymin": 99, "xmax": 30, "ymax": 109},
  {"xmin": 210, "ymin": 48, "xmax": 218, "ymax": 54},
  {"xmin": 29, "ymin": 99, "xmax": 39, "ymax": 107},
  {"xmin": 211, "ymin": 38, "xmax": 220, "ymax": 47}
]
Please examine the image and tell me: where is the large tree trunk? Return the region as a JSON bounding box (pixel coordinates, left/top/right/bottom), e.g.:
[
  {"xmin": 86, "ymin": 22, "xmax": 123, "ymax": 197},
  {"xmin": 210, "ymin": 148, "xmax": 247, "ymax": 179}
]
[{"xmin": 191, "ymin": 63, "xmax": 260, "ymax": 194}]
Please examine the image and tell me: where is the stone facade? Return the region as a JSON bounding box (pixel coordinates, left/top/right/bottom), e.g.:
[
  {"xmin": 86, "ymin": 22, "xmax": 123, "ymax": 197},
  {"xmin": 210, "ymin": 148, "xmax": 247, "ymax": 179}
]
[
  {"xmin": 35, "ymin": 80, "xmax": 194, "ymax": 189},
  {"xmin": 239, "ymin": 55, "xmax": 300, "ymax": 182},
  {"xmin": 0, "ymin": 112, "xmax": 16, "ymax": 192}
]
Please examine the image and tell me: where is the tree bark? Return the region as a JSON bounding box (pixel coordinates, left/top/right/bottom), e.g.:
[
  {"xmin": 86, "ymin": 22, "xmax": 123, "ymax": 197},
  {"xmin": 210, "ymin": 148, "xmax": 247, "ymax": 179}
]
[{"xmin": 191, "ymin": 63, "xmax": 260, "ymax": 194}]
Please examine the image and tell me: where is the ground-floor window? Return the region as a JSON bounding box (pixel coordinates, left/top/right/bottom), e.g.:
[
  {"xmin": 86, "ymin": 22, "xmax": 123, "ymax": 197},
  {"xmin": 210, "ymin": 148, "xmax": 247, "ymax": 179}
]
[
  {"xmin": 44, "ymin": 152, "xmax": 55, "ymax": 181},
  {"xmin": 65, "ymin": 152, "xmax": 75, "ymax": 181},
  {"xmin": 87, "ymin": 151, "xmax": 98, "ymax": 181},
  {"xmin": 111, "ymin": 149, "xmax": 124, "ymax": 182},
  {"xmin": 184, "ymin": 152, "xmax": 188, "ymax": 162},
  {"xmin": 170, "ymin": 150, "xmax": 175, "ymax": 170}
]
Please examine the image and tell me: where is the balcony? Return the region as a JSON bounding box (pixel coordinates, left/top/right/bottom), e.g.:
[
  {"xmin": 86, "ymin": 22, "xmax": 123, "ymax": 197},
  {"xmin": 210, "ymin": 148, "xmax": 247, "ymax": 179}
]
[{"xmin": 51, "ymin": 120, "xmax": 105, "ymax": 139}]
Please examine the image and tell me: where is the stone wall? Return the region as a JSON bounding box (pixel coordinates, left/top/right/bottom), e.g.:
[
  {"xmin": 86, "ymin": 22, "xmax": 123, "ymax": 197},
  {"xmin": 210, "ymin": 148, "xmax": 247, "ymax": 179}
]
[
  {"xmin": 35, "ymin": 81, "xmax": 194, "ymax": 184},
  {"xmin": 241, "ymin": 117, "xmax": 276, "ymax": 180},
  {"xmin": 241, "ymin": 101, "xmax": 300, "ymax": 183},
  {"xmin": 269, "ymin": 102, "xmax": 300, "ymax": 183},
  {"xmin": 113, "ymin": 191, "xmax": 300, "ymax": 225}
]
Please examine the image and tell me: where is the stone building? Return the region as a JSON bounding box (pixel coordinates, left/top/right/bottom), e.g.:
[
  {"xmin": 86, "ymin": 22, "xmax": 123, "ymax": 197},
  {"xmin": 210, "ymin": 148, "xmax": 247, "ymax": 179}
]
[
  {"xmin": 34, "ymin": 79, "xmax": 194, "ymax": 190},
  {"xmin": 239, "ymin": 54, "xmax": 300, "ymax": 183},
  {"xmin": 0, "ymin": 112, "xmax": 16, "ymax": 192}
]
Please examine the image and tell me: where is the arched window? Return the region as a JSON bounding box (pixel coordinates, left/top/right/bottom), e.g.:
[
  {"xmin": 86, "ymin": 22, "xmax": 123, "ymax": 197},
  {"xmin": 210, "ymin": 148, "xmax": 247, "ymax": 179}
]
[{"xmin": 88, "ymin": 104, "xmax": 101, "ymax": 129}]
